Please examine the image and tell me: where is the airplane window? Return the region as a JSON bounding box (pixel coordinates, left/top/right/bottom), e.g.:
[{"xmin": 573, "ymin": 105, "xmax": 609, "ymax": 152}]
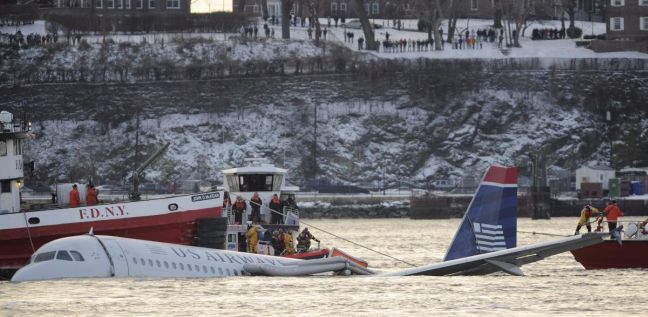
[
  {"xmin": 133, "ymin": 257, "xmax": 138, "ymax": 265},
  {"xmin": 141, "ymin": 258, "xmax": 145, "ymax": 265},
  {"xmin": 240, "ymin": 270, "xmax": 245, "ymax": 276},
  {"xmin": 156, "ymin": 260, "xmax": 161, "ymax": 268},
  {"xmin": 226, "ymin": 268, "xmax": 231, "ymax": 276},
  {"xmin": 195, "ymin": 264, "xmax": 200, "ymax": 272},
  {"xmin": 148, "ymin": 259, "xmax": 153, "ymax": 267},
  {"xmin": 202, "ymin": 265, "xmax": 207, "ymax": 273},
  {"xmin": 218, "ymin": 268, "xmax": 223, "ymax": 275},
  {"xmin": 56, "ymin": 250, "xmax": 73, "ymax": 261},
  {"xmin": 70, "ymin": 251, "xmax": 85, "ymax": 262},
  {"xmin": 164, "ymin": 261, "xmax": 169, "ymax": 269},
  {"xmin": 179, "ymin": 263, "xmax": 184, "ymax": 270},
  {"xmin": 210, "ymin": 267, "xmax": 215, "ymax": 274},
  {"xmin": 34, "ymin": 251, "xmax": 56, "ymax": 263},
  {"xmin": 172, "ymin": 262, "xmax": 177, "ymax": 269},
  {"xmin": 234, "ymin": 271, "xmax": 238, "ymax": 276},
  {"xmin": 187, "ymin": 264, "xmax": 192, "ymax": 271}
]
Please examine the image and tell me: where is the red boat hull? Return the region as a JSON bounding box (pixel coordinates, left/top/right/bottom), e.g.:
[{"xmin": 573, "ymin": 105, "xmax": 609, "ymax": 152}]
[
  {"xmin": 570, "ymin": 240, "xmax": 648, "ymax": 269},
  {"xmin": 0, "ymin": 207, "xmax": 221, "ymax": 270}
]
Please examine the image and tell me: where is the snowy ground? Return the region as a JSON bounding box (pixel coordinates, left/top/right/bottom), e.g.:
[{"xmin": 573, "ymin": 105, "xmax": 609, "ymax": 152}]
[{"xmin": 3, "ymin": 19, "xmax": 647, "ymax": 60}]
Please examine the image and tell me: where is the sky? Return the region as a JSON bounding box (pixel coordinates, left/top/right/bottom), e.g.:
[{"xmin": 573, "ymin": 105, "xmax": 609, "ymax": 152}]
[{"xmin": 190, "ymin": 0, "xmax": 233, "ymax": 13}]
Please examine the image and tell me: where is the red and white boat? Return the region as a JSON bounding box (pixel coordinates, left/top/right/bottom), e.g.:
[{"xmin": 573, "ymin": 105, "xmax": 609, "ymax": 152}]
[
  {"xmin": 0, "ymin": 111, "xmax": 224, "ymax": 275},
  {"xmin": 571, "ymin": 220, "xmax": 648, "ymax": 269}
]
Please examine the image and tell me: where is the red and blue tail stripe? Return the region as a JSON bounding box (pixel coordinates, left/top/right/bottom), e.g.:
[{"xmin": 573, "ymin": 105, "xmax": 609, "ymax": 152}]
[{"xmin": 443, "ymin": 166, "xmax": 518, "ymax": 261}]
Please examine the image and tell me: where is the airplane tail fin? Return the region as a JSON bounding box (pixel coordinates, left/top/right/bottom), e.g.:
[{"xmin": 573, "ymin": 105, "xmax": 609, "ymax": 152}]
[{"xmin": 443, "ymin": 166, "xmax": 518, "ymax": 262}]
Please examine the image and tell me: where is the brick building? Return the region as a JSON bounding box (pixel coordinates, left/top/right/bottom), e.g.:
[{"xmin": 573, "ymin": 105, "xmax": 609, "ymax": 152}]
[
  {"xmin": 606, "ymin": 0, "xmax": 648, "ymax": 40},
  {"xmin": 53, "ymin": 0, "xmax": 191, "ymax": 14}
]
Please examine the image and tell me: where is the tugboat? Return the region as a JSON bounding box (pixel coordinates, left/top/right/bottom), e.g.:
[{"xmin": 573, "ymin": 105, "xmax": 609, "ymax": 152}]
[
  {"xmin": 571, "ymin": 219, "xmax": 648, "ymax": 269},
  {"xmin": 0, "ymin": 111, "xmax": 225, "ymax": 277}
]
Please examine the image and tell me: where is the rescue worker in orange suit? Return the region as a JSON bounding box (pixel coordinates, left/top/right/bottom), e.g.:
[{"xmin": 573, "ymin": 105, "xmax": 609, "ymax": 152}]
[
  {"xmin": 69, "ymin": 184, "xmax": 81, "ymax": 208},
  {"xmin": 283, "ymin": 231, "xmax": 295, "ymax": 255},
  {"xmin": 250, "ymin": 192, "xmax": 262, "ymax": 223},
  {"xmin": 603, "ymin": 199, "xmax": 624, "ymax": 233},
  {"xmin": 86, "ymin": 184, "xmax": 98, "ymax": 206},
  {"xmin": 574, "ymin": 205, "xmax": 599, "ymax": 235},
  {"xmin": 269, "ymin": 194, "xmax": 283, "ymax": 224},
  {"xmin": 232, "ymin": 196, "xmax": 247, "ymax": 224},
  {"xmin": 245, "ymin": 223, "xmax": 259, "ymax": 253}
]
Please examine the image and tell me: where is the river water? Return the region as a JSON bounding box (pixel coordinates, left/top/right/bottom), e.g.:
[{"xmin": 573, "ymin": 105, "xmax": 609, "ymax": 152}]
[{"xmin": 1, "ymin": 217, "xmax": 646, "ymax": 316}]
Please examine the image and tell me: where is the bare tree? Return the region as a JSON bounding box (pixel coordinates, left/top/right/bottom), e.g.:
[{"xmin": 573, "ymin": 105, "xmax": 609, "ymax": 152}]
[
  {"xmin": 560, "ymin": 0, "xmax": 577, "ymax": 30},
  {"xmin": 350, "ymin": 0, "xmax": 377, "ymax": 50},
  {"xmin": 500, "ymin": 0, "xmax": 536, "ymax": 48},
  {"xmin": 281, "ymin": 0, "xmax": 295, "ymax": 39},
  {"xmin": 416, "ymin": 0, "xmax": 453, "ymax": 50},
  {"xmin": 261, "ymin": 0, "xmax": 269, "ymax": 20},
  {"xmin": 304, "ymin": 0, "xmax": 322, "ymax": 44}
]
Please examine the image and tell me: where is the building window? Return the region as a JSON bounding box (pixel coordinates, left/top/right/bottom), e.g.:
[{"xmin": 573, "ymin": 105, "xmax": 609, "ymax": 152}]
[
  {"xmin": 610, "ymin": 17, "xmax": 624, "ymax": 30},
  {"xmin": 1, "ymin": 180, "xmax": 10, "ymax": 193},
  {"xmin": 125, "ymin": 0, "xmax": 130, "ymax": 8},
  {"xmin": 116, "ymin": 0, "xmax": 122, "ymax": 8},
  {"xmin": 106, "ymin": 0, "xmax": 114, "ymax": 8},
  {"xmin": 149, "ymin": 0, "xmax": 155, "ymax": 8},
  {"xmin": 166, "ymin": 0, "xmax": 179, "ymax": 8},
  {"xmin": 136, "ymin": 0, "xmax": 142, "ymax": 8},
  {"xmin": 340, "ymin": 2, "xmax": 346, "ymax": 14},
  {"xmin": 80, "ymin": 0, "xmax": 87, "ymax": 7},
  {"xmin": 471, "ymin": 0, "xmax": 478, "ymax": 10},
  {"xmin": 331, "ymin": 2, "xmax": 337, "ymax": 13},
  {"xmin": 0, "ymin": 141, "xmax": 6, "ymax": 156},
  {"xmin": 610, "ymin": 0, "xmax": 624, "ymax": 6},
  {"xmin": 96, "ymin": 0, "xmax": 102, "ymax": 8},
  {"xmin": 641, "ymin": 17, "xmax": 648, "ymax": 30},
  {"xmin": 371, "ymin": 2, "xmax": 379, "ymax": 14},
  {"xmin": 641, "ymin": 0, "xmax": 648, "ymax": 5}
]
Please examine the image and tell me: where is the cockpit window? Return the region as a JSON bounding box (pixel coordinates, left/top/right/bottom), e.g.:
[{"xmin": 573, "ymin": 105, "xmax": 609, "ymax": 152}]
[
  {"xmin": 56, "ymin": 250, "xmax": 73, "ymax": 261},
  {"xmin": 33, "ymin": 251, "xmax": 56, "ymax": 263},
  {"xmin": 69, "ymin": 250, "xmax": 85, "ymax": 261}
]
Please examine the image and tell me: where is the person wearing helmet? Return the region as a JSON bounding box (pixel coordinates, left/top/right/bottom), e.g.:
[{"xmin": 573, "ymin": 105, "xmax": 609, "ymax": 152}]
[
  {"xmin": 296, "ymin": 227, "xmax": 320, "ymax": 253},
  {"xmin": 574, "ymin": 205, "xmax": 599, "ymax": 235}
]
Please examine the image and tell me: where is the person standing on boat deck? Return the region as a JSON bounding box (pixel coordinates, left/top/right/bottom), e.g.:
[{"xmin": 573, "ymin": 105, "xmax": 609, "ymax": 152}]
[
  {"xmin": 269, "ymin": 194, "xmax": 283, "ymax": 224},
  {"xmin": 604, "ymin": 200, "xmax": 624, "ymax": 233},
  {"xmin": 272, "ymin": 229, "xmax": 285, "ymax": 255},
  {"xmin": 86, "ymin": 184, "xmax": 98, "ymax": 206},
  {"xmin": 574, "ymin": 205, "xmax": 599, "ymax": 235},
  {"xmin": 250, "ymin": 192, "xmax": 262, "ymax": 223},
  {"xmin": 69, "ymin": 184, "xmax": 80, "ymax": 208},
  {"xmin": 296, "ymin": 227, "xmax": 319, "ymax": 253},
  {"xmin": 233, "ymin": 196, "xmax": 247, "ymax": 224},
  {"xmin": 246, "ymin": 223, "xmax": 259, "ymax": 253}
]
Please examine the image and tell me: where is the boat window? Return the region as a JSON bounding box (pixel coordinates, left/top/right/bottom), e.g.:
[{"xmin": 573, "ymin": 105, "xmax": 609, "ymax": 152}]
[
  {"xmin": 14, "ymin": 139, "xmax": 22, "ymax": 155},
  {"xmin": 228, "ymin": 234, "xmax": 235, "ymax": 243},
  {"xmin": 56, "ymin": 250, "xmax": 73, "ymax": 261},
  {"xmin": 0, "ymin": 141, "xmax": 6, "ymax": 156},
  {"xmin": 273, "ymin": 175, "xmax": 283, "ymax": 191},
  {"xmin": 238, "ymin": 174, "xmax": 274, "ymax": 192},
  {"xmin": 33, "ymin": 251, "xmax": 56, "ymax": 263},
  {"xmin": 1, "ymin": 180, "xmax": 10, "ymax": 193},
  {"xmin": 227, "ymin": 175, "xmax": 239, "ymax": 192},
  {"xmin": 70, "ymin": 251, "xmax": 84, "ymax": 261}
]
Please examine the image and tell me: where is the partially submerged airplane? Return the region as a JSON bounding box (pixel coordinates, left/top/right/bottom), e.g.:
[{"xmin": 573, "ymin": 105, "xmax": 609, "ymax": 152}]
[{"xmin": 11, "ymin": 166, "xmax": 614, "ymax": 281}]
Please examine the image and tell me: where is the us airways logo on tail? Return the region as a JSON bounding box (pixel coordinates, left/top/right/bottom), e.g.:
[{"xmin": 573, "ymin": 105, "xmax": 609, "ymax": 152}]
[{"xmin": 473, "ymin": 222, "xmax": 506, "ymax": 252}]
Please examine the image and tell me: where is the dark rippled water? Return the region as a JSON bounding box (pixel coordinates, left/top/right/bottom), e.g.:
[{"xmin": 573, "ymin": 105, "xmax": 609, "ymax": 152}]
[{"xmin": 2, "ymin": 218, "xmax": 646, "ymax": 316}]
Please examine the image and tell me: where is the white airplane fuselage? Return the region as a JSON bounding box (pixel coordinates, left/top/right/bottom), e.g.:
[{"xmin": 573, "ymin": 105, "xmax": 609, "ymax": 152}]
[{"xmin": 12, "ymin": 234, "xmax": 300, "ymax": 281}]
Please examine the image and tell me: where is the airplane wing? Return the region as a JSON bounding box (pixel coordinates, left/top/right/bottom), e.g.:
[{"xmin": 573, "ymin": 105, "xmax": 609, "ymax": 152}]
[
  {"xmin": 243, "ymin": 256, "xmax": 376, "ymax": 276},
  {"xmin": 385, "ymin": 232, "xmax": 610, "ymax": 277}
]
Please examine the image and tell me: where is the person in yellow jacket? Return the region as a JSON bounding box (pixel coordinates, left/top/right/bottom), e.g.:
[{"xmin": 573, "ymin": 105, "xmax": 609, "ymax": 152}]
[
  {"xmin": 246, "ymin": 224, "xmax": 259, "ymax": 253},
  {"xmin": 574, "ymin": 205, "xmax": 600, "ymax": 235},
  {"xmin": 283, "ymin": 231, "xmax": 295, "ymax": 255}
]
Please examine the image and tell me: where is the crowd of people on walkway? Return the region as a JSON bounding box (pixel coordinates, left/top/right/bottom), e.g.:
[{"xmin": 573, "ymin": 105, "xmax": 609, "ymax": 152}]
[
  {"xmin": 532, "ymin": 28, "xmax": 566, "ymax": 40},
  {"xmin": 0, "ymin": 30, "xmax": 59, "ymax": 48}
]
